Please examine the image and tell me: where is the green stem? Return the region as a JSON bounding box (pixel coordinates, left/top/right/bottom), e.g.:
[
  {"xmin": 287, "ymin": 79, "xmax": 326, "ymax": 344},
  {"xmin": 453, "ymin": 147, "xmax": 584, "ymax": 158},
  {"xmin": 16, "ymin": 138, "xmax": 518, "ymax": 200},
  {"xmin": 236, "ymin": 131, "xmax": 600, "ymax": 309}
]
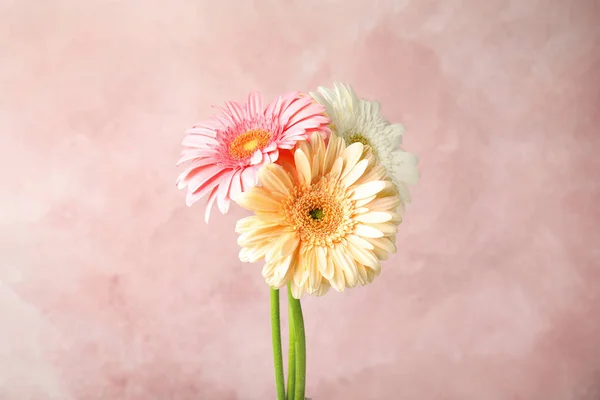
[
  {"xmin": 287, "ymin": 284, "xmax": 306, "ymax": 400},
  {"xmin": 286, "ymin": 295, "xmax": 296, "ymax": 400},
  {"xmin": 270, "ymin": 288, "xmax": 286, "ymax": 400}
]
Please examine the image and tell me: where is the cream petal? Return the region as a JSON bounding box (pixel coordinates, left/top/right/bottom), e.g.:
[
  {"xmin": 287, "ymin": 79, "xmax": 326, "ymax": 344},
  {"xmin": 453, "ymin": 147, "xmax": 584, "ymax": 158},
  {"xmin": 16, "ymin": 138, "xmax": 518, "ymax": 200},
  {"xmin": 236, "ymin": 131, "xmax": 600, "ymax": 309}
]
[
  {"xmin": 293, "ymin": 253, "xmax": 309, "ymax": 287},
  {"xmin": 310, "ymin": 131, "xmax": 325, "ymax": 154},
  {"xmin": 367, "ymin": 236, "xmax": 397, "ymax": 254},
  {"xmin": 341, "ymin": 159, "xmax": 369, "ymax": 187},
  {"xmin": 315, "ymin": 246, "xmax": 333, "ymax": 279},
  {"xmin": 307, "ymin": 247, "xmax": 320, "ymax": 290},
  {"xmin": 235, "ymin": 216, "xmax": 261, "ymax": 233},
  {"xmin": 297, "ymin": 140, "xmax": 312, "ymax": 161},
  {"xmin": 354, "ymin": 224, "xmax": 384, "ymax": 239},
  {"xmin": 353, "ymin": 211, "xmax": 393, "ymax": 223},
  {"xmin": 389, "ymin": 212, "xmax": 403, "ymax": 224},
  {"xmin": 259, "ymin": 165, "xmax": 290, "ymax": 196},
  {"xmin": 290, "ymin": 281, "xmax": 306, "ymax": 299},
  {"xmin": 328, "ymin": 157, "xmax": 344, "ymax": 180},
  {"xmin": 262, "ymin": 261, "xmax": 276, "ymax": 278},
  {"xmin": 254, "ymin": 211, "xmax": 285, "ymax": 224},
  {"xmin": 280, "ymin": 234, "xmax": 300, "ymax": 258},
  {"xmin": 350, "ymin": 181, "xmax": 387, "ymax": 200},
  {"xmin": 268, "ymin": 163, "xmax": 295, "ymax": 191},
  {"xmin": 372, "ymin": 247, "xmax": 389, "ymax": 261},
  {"xmin": 340, "ymin": 142, "xmax": 364, "ymax": 178},
  {"xmin": 367, "ymin": 196, "xmax": 402, "ymax": 211},
  {"xmin": 331, "ymin": 245, "xmax": 358, "ymax": 288},
  {"xmin": 329, "ymin": 262, "xmax": 346, "ymax": 292},
  {"xmin": 238, "ymin": 226, "xmax": 282, "ymax": 246},
  {"xmin": 271, "ymin": 255, "xmax": 293, "ymax": 287},
  {"xmin": 265, "ymin": 231, "xmax": 297, "ymax": 262},
  {"xmin": 235, "ymin": 188, "xmax": 281, "ymax": 212},
  {"xmin": 323, "ymin": 134, "xmax": 342, "ymax": 173},
  {"xmin": 369, "ymin": 223, "xmax": 398, "ymax": 236},
  {"xmin": 356, "ymin": 264, "xmax": 369, "ymax": 285},
  {"xmin": 347, "ymin": 243, "xmax": 380, "ymax": 270},
  {"xmin": 355, "ymin": 195, "xmax": 377, "ymax": 207},
  {"xmin": 355, "ymin": 165, "xmax": 387, "ymax": 185},
  {"xmin": 294, "ymin": 149, "xmax": 312, "ymax": 185},
  {"xmin": 346, "ymin": 234, "xmax": 375, "ymax": 250},
  {"xmin": 315, "ymin": 279, "xmax": 331, "ymax": 296},
  {"xmin": 311, "ymin": 147, "xmax": 324, "ymax": 182},
  {"xmin": 240, "ymin": 246, "xmax": 266, "ymax": 263}
]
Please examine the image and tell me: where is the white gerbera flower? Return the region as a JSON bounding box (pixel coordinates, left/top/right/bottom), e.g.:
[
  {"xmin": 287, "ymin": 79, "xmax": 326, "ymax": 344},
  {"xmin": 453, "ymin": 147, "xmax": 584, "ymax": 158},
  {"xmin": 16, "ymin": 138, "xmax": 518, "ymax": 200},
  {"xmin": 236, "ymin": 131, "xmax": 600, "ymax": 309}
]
[{"xmin": 309, "ymin": 82, "xmax": 419, "ymax": 207}]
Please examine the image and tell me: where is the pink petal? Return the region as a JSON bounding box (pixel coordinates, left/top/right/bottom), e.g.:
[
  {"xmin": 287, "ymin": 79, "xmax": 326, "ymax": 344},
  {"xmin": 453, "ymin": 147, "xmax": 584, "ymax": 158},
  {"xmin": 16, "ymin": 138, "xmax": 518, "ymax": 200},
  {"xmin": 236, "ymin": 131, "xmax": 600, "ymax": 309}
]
[
  {"xmin": 176, "ymin": 158, "xmax": 219, "ymax": 184},
  {"xmin": 263, "ymin": 142, "xmax": 278, "ymax": 152},
  {"xmin": 285, "ymin": 114, "xmax": 330, "ymax": 130},
  {"xmin": 176, "ymin": 152, "xmax": 218, "ymax": 167},
  {"xmin": 204, "ymin": 186, "xmax": 219, "ymax": 223},
  {"xmin": 285, "ymin": 107, "xmax": 329, "ymax": 129},
  {"xmin": 279, "ymin": 96, "xmax": 313, "ymax": 127},
  {"xmin": 268, "ymin": 149, "xmax": 279, "ymax": 163},
  {"xmin": 188, "ymin": 164, "xmax": 224, "ymax": 193},
  {"xmin": 217, "ymin": 170, "xmax": 236, "ymax": 209},
  {"xmin": 217, "ymin": 195, "xmax": 230, "ymax": 215},
  {"xmin": 225, "ymin": 101, "xmax": 246, "ymax": 124},
  {"xmin": 182, "ymin": 135, "xmax": 218, "ymax": 148},
  {"xmin": 186, "ymin": 169, "xmax": 229, "ymax": 206},
  {"xmin": 229, "ymin": 169, "xmax": 243, "ymax": 201},
  {"xmin": 265, "ymin": 96, "xmax": 282, "ymax": 119},
  {"xmin": 195, "ymin": 120, "xmax": 224, "ymax": 130},
  {"xmin": 273, "ymin": 92, "xmax": 299, "ymax": 118},
  {"xmin": 250, "ymin": 149, "xmax": 264, "ymax": 165},
  {"xmin": 241, "ymin": 166, "xmax": 258, "ymax": 191},
  {"xmin": 247, "ymin": 92, "xmax": 263, "ymax": 117},
  {"xmin": 186, "ymin": 126, "xmax": 217, "ymax": 137}
]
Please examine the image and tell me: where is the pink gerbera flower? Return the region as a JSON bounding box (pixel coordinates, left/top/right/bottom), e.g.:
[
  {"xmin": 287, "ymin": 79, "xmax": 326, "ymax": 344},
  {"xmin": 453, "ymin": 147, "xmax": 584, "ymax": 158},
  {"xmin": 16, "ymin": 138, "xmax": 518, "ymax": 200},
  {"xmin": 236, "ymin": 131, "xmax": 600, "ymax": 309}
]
[{"xmin": 176, "ymin": 91, "xmax": 331, "ymax": 222}]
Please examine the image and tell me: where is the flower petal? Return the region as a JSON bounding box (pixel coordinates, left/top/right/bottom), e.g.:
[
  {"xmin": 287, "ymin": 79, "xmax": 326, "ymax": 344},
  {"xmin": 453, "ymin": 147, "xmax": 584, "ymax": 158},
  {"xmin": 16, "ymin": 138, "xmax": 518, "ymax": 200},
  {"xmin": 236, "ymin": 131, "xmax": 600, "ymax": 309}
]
[{"xmin": 294, "ymin": 149, "xmax": 312, "ymax": 185}]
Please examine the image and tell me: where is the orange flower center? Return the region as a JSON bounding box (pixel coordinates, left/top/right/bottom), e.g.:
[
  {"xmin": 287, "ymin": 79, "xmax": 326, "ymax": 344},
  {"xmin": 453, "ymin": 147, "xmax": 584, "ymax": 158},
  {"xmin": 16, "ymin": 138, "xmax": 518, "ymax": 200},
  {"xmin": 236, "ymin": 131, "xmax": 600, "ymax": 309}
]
[
  {"xmin": 229, "ymin": 129, "xmax": 271, "ymax": 160},
  {"xmin": 282, "ymin": 178, "xmax": 356, "ymax": 247}
]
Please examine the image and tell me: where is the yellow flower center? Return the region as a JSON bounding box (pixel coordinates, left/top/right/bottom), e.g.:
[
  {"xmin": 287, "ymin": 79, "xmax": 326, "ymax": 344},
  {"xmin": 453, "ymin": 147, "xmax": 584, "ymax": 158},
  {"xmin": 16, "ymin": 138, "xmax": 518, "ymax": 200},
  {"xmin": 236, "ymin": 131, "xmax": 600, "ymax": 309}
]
[
  {"xmin": 229, "ymin": 129, "xmax": 271, "ymax": 160},
  {"xmin": 282, "ymin": 178, "xmax": 356, "ymax": 247},
  {"xmin": 346, "ymin": 133, "xmax": 370, "ymax": 146}
]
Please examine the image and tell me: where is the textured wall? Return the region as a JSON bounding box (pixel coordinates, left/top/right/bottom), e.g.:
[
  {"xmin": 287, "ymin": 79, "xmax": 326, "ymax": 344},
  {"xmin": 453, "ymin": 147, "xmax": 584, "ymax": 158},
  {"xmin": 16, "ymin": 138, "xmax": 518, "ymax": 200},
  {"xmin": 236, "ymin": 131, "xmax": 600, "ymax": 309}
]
[{"xmin": 1, "ymin": 0, "xmax": 600, "ymax": 399}]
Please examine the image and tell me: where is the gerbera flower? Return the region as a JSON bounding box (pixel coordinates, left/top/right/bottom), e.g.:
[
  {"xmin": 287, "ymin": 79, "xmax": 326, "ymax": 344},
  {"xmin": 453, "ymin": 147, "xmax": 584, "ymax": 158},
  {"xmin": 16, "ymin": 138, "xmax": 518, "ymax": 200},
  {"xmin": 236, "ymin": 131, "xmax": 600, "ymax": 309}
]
[
  {"xmin": 309, "ymin": 82, "xmax": 419, "ymax": 205},
  {"xmin": 176, "ymin": 92, "xmax": 330, "ymax": 222},
  {"xmin": 234, "ymin": 133, "xmax": 403, "ymax": 298}
]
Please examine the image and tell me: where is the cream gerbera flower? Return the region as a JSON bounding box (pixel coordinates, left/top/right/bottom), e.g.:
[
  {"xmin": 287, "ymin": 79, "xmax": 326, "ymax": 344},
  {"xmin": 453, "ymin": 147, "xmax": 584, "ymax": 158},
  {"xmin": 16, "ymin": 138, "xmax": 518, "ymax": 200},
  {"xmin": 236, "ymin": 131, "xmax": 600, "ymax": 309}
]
[
  {"xmin": 309, "ymin": 82, "xmax": 419, "ymax": 205},
  {"xmin": 234, "ymin": 133, "xmax": 403, "ymax": 298}
]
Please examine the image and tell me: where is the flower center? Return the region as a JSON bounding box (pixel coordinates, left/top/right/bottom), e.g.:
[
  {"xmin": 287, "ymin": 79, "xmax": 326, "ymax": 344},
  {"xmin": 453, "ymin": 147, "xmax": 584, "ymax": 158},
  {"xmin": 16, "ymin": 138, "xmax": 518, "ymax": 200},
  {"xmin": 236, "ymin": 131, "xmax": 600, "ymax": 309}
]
[
  {"xmin": 347, "ymin": 133, "xmax": 370, "ymax": 146},
  {"xmin": 229, "ymin": 129, "xmax": 271, "ymax": 160},
  {"xmin": 282, "ymin": 179, "xmax": 356, "ymax": 247},
  {"xmin": 309, "ymin": 208, "xmax": 324, "ymax": 220}
]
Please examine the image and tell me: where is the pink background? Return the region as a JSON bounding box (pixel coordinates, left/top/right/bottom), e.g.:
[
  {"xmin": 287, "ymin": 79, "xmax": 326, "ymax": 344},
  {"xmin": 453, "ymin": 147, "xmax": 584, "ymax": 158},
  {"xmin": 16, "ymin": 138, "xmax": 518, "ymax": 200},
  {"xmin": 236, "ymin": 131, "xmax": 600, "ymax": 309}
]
[{"xmin": 1, "ymin": 0, "xmax": 600, "ymax": 399}]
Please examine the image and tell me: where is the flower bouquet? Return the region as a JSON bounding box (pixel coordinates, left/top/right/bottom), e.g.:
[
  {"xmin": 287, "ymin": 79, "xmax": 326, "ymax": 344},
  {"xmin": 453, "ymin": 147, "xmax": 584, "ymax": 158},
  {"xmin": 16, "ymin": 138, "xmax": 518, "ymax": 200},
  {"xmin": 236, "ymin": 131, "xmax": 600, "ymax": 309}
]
[{"xmin": 176, "ymin": 83, "xmax": 419, "ymax": 399}]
